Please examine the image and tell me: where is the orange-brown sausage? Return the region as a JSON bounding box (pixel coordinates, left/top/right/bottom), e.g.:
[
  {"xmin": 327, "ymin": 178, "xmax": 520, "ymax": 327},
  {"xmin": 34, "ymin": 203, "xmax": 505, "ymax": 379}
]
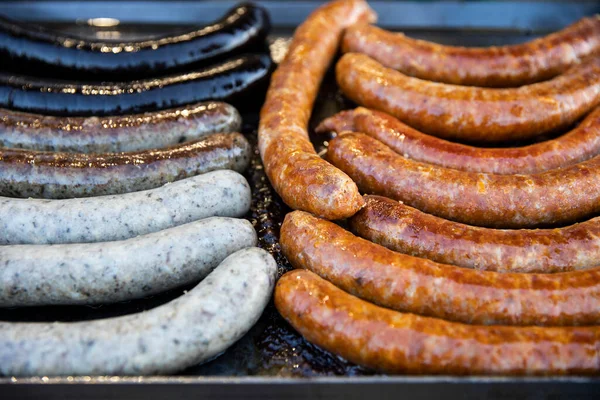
[
  {"xmin": 351, "ymin": 195, "xmax": 600, "ymax": 273},
  {"xmin": 327, "ymin": 133, "xmax": 600, "ymax": 228},
  {"xmin": 275, "ymin": 269, "xmax": 600, "ymax": 375},
  {"xmin": 317, "ymin": 106, "xmax": 600, "ymax": 174},
  {"xmin": 341, "ymin": 16, "xmax": 600, "ymax": 87},
  {"xmin": 258, "ymin": 0, "xmax": 376, "ymax": 220},
  {"xmin": 336, "ymin": 53, "xmax": 600, "ymax": 143},
  {"xmin": 280, "ymin": 211, "xmax": 600, "ymax": 326}
]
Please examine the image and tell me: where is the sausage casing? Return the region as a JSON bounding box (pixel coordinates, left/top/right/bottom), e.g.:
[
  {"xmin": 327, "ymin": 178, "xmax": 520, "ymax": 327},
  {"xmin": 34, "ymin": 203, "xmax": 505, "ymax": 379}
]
[
  {"xmin": 275, "ymin": 270, "xmax": 600, "ymax": 375},
  {"xmin": 281, "ymin": 211, "xmax": 600, "ymax": 326}
]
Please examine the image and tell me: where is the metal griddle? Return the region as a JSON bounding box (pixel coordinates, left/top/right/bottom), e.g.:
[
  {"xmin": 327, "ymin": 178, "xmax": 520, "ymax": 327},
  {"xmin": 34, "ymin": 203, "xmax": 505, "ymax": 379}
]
[{"xmin": 1, "ymin": 1, "xmax": 600, "ymax": 398}]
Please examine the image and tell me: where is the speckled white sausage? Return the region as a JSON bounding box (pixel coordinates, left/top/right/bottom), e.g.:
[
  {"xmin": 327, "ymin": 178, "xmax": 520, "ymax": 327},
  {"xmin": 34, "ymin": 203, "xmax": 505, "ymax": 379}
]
[
  {"xmin": 0, "ymin": 102, "xmax": 242, "ymax": 153},
  {"xmin": 0, "ymin": 170, "xmax": 251, "ymax": 245},
  {"xmin": 0, "ymin": 247, "xmax": 277, "ymax": 376},
  {"xmin": 0, "ymin": 217, "xmax": 257, "ymax": 307}
]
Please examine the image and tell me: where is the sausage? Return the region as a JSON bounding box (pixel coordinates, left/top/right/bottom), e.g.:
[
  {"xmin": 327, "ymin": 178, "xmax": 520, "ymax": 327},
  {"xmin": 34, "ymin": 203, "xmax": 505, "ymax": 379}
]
[
  {"xmin": 275, "ymin": 270, "xmax": 600, "ymax": 375},
  {"xmin": 351, "ymin": 195, "xmax": 600, "ymax": 273},
  {"xmin": 0, "ymin": 170, "xmax": 251, "ymax": 245},
  {"xmin": 258, "ymin": 0, "xmax": 375, "ymax": 220},
  {"xmin": 327, "ymin": 133, "xmax": 600, "ymax": 228},
  {"xmin": 317, "ymin": 106, "xmax": 600, "ymax": 174},
  {"xmin": 0, "ymin": 3, "xmax": 270, "ymax": 80},
  {"xmin": 280, "ymin": 211, "xmax": 600, "ymax": 326},
  {"xmin": 336, "ymin": 53, "xmax": 600, "ymax": 143},
  {"xmin": 0, "ymin": 102, "xmax": 241, "ymax": 153},
  {"xmin": 0, "ymin": 54, "xmax": 273, "ymax": 116},
  {"xmin": 0, "ymin": 132, "xmax": 251, "ymax": 199},
  {"xmin": 0, "ymin": 247, "xmax": 277, "ymax": 376},
  {"xmin": 341, "ymin": 16, "xmax": 600, "ymax": 87},
  {"xmin": 0, "ymin": 217, "xmax": 257, "ymax": 307}
]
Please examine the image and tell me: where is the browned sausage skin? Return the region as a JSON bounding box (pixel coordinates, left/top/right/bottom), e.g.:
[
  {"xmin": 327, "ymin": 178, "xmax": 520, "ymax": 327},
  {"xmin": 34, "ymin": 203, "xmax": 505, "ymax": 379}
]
[
  {"xmin": 258, "ymin": 0, "xmax": 376, "ymax": 220},
  {"xmin": 317, "ymin": 106, "xmax": 600, "ymax": 174},
  {"xmin": 341, "ymin": 16, "xmax": 600, "ymax": 87},
  {"xmin": 275, "ymin": 270, "xmax": 600, "ymax": 375},
  {"xmin": 351, "ymin": 195, "xmax": 600, "ymax": 273},
  {"xmin": 336, "ymin": 53, "xmax": 600, "ymax": 143},
  {"xmin": 280, "ymin": 211, "xmax": 600, "ymax": 326},
  {"xmin": 327, "ymin": 132, "xmax": 600, "ymax": 228}
]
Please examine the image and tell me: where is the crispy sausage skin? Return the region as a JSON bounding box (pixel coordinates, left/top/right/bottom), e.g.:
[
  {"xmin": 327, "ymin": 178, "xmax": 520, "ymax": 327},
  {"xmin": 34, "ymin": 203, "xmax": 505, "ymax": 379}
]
[
  {"xmin": 275, "ymin": 270, "xmax": 600, "ymax": 375},
  {"xmin": 280, "ymin": 211, "xmax": 600, "ymax": 326},
  {"xmin": 0, "ymin": 132, "xmax": 251, "ymax": 198},
  {"xmin": 317, "ymin": 106, "xmax": 600, "ymax": 174},
  {"xmin": 341, "ymin": 16, "xmax": 600, "ymax": 87},
  {"xmin": 327, "ymin": 133, "xmax": 600, "ymax": 228},
  {"xmin": 336, "ymin": 53, "xmax": 600, "ymax": 143},
  {"xmin": 351, "ymin": 195, "xmax": 600, "ymax": 273},
  {"xmin": 258, "ymin": 0, "xmax": 376, "ymax": 220}
]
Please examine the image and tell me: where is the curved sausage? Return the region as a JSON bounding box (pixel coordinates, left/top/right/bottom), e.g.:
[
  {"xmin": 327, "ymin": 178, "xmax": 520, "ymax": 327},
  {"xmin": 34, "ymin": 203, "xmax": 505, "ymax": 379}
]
[
  {"xmin": 351, "ymin": 195, "xmax": 600, "ymax": 273},
  {"xmin": 0, "ymin": 54, "xmax": 273, "ymax": 116},
  {"xmin": 0, "ymin": 217, "xmax": 257, "ymax": 307},
  {"xmin": 275, "ymin": 269, "xmax": 600, "ymax": 375},
  {"xmin": 0, "ymin": 170, "xmax": 251, "ymax": 245},
  {"xmin": 258, "ymin": 0, "xmax": 375, "ymax": 220},
  {"xmin": 317, "ymin": 106, "xmax": 600, "ymax": 174},
  {"xmin": 341, "ymin": 16, "xmax": 600, "ymax": 87},
  {"xmin": 0, "ymin": 3, "xmax": 270, "ymax": 80},
  {"xmin": 281, "ymin": 211, "xmax": 600, "ymax": 326},
  {"xmin": 328, "ymin": 132, "xmax": 600, "ymax": 228},
  {"xmin": 336, "ymin": 53, "xmax": 600, "ymax": 143},
  {"xmin": 0, "ymin": 132, "xmax": 251, "ymax": 199},
  {"xmin": 0, "ymin": 247, "xmax": 277, "ymax": 376},
  {"xmin": 0, "ymin": 102, "xmax": 241, "ymax": 153}
]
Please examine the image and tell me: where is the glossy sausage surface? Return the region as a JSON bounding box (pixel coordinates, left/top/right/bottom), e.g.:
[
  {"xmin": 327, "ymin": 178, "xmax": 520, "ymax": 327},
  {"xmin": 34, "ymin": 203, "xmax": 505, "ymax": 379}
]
[
  {"xmin": 0, "ymin": 102, "xmax": 241, "ymax": 153},
  {"xmin": 341, "ymin": 16, "xmax": 600, "ymax": 87},
  {"xmin": 317, "ymin": 106, "xmax": 600, "ymax": 174},
  {"xmin": 258, "ymin": 0, "xmax": 375, "ymax": 220},
  {"xmin": 0, "ymin": 132, "xmax": 251, "ymax": 198},
  {"xmin": 0, "ymin": 3, "xmax": 270, "ymax": 80},
  {"xmin": 351, "ymin": 195, "xmax": 600, "ymax": 273},
  {"xmin": 0, "ymin": 54, "xmax": 273, "ymax": 116},
  {"xmin": 276, "ymin": 269, "xmax": 600, "ymax": 375},
  {"xmin": 328, "ymin": 132, "xmax": 600, "ymax": 228},
  {"xmin": 281, "ymin": 211, "xmax": 600, "ymax": 326},
  {"xmin": 336, "ymin": 53, "xmax": 600, "ymax": 143}
]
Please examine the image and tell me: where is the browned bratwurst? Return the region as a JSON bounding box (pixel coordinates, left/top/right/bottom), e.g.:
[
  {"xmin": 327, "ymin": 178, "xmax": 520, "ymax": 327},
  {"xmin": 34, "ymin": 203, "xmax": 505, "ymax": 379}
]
[
  {"xmin": 327, "ymin": 133, "xmax": 600, "ymax": 228},
  {"xmin": 280, "ymin": 211, "xmax": 600, "ymax": 326},
  {"xmin": 258, "ymin": 0, "xmax": 376, "ymax": 220},
  {"xmin": 0, "ymin": 102, "xmax": 241, "ymax": 153},
  {"xmin": 351, "ymin": 195, "xmax": 600, "ymax": 273},
  {"xmin": 317, "ymin": 106, "xmax": 600, "ymax": 174},
  {"xmin": 336, "ymin": 53, "xmax": 600, "ymax": 143},
  {"xmin": 341, "ymin": 16, "xmax": 600, "ymax": 87},
  {"xmin": 275, "ymin": 270, "xmax": 600, "ymax": 375},
  {"xmin": 0, "ymin": 132, "xmax": 250, "ymax": 198}
]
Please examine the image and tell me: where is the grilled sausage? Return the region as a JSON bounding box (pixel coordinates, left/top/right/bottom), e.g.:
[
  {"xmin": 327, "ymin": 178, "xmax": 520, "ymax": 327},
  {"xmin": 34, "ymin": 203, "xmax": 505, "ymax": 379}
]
[
  {"xmin": 0, "ymin": 132, "xmax": 251, "ymax": 198},
  {"xmin": 351, "ymin": 195, "xmax": 600, "ymax": 273},
  {"xmin": 341, "ymin": 16, "xmax": 600, "ymax": 87},
  {"xmin": 0, "ymin": 217, "xmax": 257, "ymax": 307},
  {"xmin": 275, "ymin": 269, "xmax": 600, "ymax": 375},
  {"xmin": 0, "ymin": 54, "xmax": 273, "ymax": 116},
  {"xmin": 327, "ymin": 133, "xmax": 600, "ymax": 228},
  {"xmin": 0, "ymin": 3, "xmax": 270, "ymax": 80},
  {"xmin": 0, "ymin": 169, "xmax": 251, "ymax": 245},
  {"xmin": 0, "ymin": 247, "xmax": 277, "ymax": 376},
  {"xmin": 280, "ymin": 211, "xmax": 600, "ymax": 326},
  {"xmin": 336, "ymin": 53, "xmax": 600, "ymax": 143},
  {"xmin": 0, "ymin": 102, "xmax": 241, "ymax": 153},
  {"xmin": 317, "ymin": 106, "xmax": 600, "ymax": 174},
  {"xmin": 258, "ymin": 0, "xmax": 375, "ymax": 220}
]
